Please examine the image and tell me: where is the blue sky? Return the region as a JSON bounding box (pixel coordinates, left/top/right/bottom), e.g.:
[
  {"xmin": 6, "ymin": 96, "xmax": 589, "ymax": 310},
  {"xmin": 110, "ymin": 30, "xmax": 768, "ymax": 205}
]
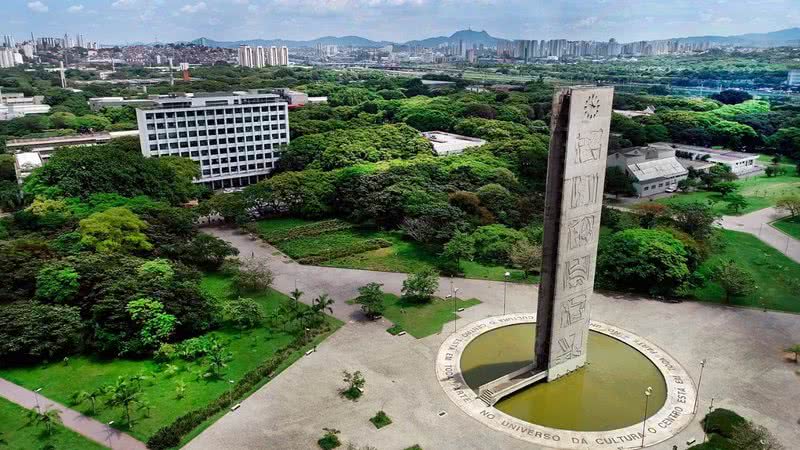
[{"xmin": 5, "ymin": 0, "xmax": 800, "ymax": 45}]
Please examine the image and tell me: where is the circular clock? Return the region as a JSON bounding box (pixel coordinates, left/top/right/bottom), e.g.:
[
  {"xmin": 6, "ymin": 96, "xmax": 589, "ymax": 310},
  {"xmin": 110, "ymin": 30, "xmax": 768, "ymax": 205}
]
[{"xmin": 584, "ymin": 93, "xmax": 600, "ymax": 120}]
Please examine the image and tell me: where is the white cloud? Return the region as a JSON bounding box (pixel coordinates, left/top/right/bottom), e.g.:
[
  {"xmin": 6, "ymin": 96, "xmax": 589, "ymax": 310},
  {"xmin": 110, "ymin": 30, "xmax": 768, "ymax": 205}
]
[
  {"xmin": 112, "ymin": 0, "xmax": 136, "ymax": 9},
  {"xmin": 27, "ymin": 1, "xmax": 49, "ymax": 13},
  {"xmin": 67, "ymin": 4, "xmax": 85, "ymax": 13},
  {"xmin": 574, "ymin": 16, "xmax": 599, "ymax": 28},
  {"xmin": 180, "ymin": 1, "xmax": 208, "ymax": 13}
]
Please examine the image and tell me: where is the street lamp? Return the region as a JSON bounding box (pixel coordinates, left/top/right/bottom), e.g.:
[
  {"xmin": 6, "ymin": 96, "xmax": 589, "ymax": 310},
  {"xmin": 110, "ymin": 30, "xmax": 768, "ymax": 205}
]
[
  {"xmin": 453, "ymin": 287, "xmax": 460, "ymax": 333},
  {"xmin": 703, "ymin": 398, "xmax": 715, "ymax": 443},
  {"xmin": 228, "ymin": 379, "xmax": 235, "ymax": 404},
  {"xmin": 34, "ymin": 387, "xmax": 42, "ymax": 411},
  {"xmin": 503, "ymin": 271, "xmax": 511, "ymax": 315},
  {"xmin": 694, "ymin": 359, "xmax": 706, "ymax": 414},
  {"xmin": 641, "ymin": 386, "xmax": 653, "ymax": 448}
]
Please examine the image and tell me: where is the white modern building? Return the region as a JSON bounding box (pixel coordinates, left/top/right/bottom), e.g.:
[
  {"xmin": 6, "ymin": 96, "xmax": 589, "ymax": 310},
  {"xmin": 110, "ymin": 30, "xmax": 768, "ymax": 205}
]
[
  {"xmin": 0, "ymin": 48, "xmax": 21, "ymax": 68},
  {"xmin": 650, "ymin": 142, "xmax": 760, "ymax": 176},
  {"xmin": 789, "ymin": 70, "xmax": 800, "ymax": 86},
  {"xmin": 136, "ymin": 91, "xmax": 289, "ymax": 190},
  {"xmin": 607, "ymin": 145, "xmax": 688, "ymax": 197},
  {"xmin": 237, "ymin": 45, "xmax": 289, "ymax": 68},
  {"xmin": 0, "ymin": 93, "xmax": 51, "ymax": 120}
]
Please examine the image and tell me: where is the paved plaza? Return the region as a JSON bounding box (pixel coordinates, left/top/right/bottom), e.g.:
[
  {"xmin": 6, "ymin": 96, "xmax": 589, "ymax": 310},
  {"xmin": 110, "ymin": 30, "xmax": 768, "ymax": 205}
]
[{"xmin": 185, "ymin": 227, "xmax": 800, "ymax": 450}]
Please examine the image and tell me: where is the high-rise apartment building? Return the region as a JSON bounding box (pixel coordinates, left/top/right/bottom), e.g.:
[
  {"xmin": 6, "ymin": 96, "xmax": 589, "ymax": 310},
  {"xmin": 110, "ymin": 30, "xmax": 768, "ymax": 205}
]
[
  {"xmin": 2, "ymin": 35, "xmax": 15, "ymax": 48},
  {"xmin": 0, "ymin": 48, "xmax": 19, "ymax": 68},
  {"xmin": 237, "ymin": 45, "xmax": 289, "ymax": 68},
  {"xmin": 136, "ymin": 92, "xmax": 289, "ymax": 190}
]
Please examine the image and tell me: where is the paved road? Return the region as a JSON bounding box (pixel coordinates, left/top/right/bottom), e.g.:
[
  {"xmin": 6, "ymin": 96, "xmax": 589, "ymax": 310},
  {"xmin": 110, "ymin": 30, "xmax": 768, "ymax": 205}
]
[
  {"xmin": 719, "ymin": 207, "xmax": 800, "ymax": 263},
  {"xmin": 0, "ymin": 378, "xmax": 147, "ymax": 450},
  {"xmin": 189, "ymin": 227, "xmax": 800, "ymax": 450}
]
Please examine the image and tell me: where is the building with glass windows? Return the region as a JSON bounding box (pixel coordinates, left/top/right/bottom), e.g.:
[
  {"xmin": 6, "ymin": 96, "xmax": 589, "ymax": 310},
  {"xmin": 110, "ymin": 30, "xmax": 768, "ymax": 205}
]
[{"xmin": 136, "ymin": 91, "xmax": 289, "ymax": 190}]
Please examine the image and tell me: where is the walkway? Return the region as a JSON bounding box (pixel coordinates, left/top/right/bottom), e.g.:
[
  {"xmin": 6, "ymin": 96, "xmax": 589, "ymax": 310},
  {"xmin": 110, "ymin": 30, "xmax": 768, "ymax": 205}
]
[
  {"xmin": 0, "ymin": 378, "xmax": 147, "ymax": 450},
  {"xmin": 190, "ymin": 226, "xmax": 800, "ymax": 450},
  {"xmin": 719, "ymin": 207, "xmax": 800, "ymax": 263}
]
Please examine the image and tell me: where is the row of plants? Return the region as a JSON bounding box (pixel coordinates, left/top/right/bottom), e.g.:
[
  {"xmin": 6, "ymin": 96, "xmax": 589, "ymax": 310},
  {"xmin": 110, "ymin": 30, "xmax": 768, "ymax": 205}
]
[
  {"xmin": 297, "ymin": 238, "xmax": 394, "ymax": 265},
  {"xmin": 247, "ymin": 219, "xmax": 355, "ymax": 243}
]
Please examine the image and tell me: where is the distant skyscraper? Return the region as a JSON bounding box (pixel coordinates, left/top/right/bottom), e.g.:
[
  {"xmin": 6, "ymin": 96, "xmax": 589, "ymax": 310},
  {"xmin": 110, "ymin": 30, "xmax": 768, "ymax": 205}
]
[
  {"xmin": 2, "ymin": 35, "xmax": 15, "ymax": 48},
  {"xmin": 0, "ymin": 48, "xmax": 18, "ymax": 68},
  {"xmin": 238, "ymin": 45, "xmax": 289, "ymax": 68}
]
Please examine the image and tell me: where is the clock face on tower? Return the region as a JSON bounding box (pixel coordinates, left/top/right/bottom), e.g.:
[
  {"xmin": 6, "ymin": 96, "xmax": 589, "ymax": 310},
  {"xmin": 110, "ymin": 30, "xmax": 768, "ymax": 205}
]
[{"xmin": 584, "ymin": 93, "xmax": 600, "ymax": 120}]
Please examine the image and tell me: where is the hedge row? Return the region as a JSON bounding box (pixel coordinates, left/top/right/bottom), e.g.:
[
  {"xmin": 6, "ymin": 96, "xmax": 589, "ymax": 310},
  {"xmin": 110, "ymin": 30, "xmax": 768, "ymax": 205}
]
[
  {"xmin": 258, "ymin": 219, "xmax": 354, "ymax": 243},
  {"xmin": 146, "ymin": 323, "xmax": 334, "ymax": 450},
  {"xmin": 296, "ymin": 238, "xmax": 393, "ymax": 265}
]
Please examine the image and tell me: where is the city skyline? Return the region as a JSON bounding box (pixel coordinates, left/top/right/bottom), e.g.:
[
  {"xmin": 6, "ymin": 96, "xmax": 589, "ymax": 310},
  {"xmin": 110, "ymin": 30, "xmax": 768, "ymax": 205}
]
[{"xmin": 4, "ymin": 0, "xmax": 800, "ymax": 46}]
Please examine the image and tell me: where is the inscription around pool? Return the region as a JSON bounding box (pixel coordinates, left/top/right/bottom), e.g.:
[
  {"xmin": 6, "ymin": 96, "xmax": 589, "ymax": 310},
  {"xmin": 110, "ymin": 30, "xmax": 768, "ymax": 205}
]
[{"xmin": 436, "ymin": 314, "xmax": 696, "ymax": 449}]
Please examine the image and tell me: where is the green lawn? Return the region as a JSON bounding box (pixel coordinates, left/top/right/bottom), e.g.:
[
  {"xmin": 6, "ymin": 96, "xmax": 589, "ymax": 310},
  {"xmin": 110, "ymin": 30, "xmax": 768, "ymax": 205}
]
[
  {"xmin": 255, "ymin": 218, "xmax": 536, "ymax": 283},
  {"xmin": 0, "ymin": 273, "xmax": 342, "ymax": 442},
  {"xmin": 772, "ymin": 215, "xmax": 800, "ymax": 240},
  {"xmin": 375, "ymin": 293, "xmax": 480, "ymax": 338},
  {"xmin": 654, "ymin": 173, "xmax": 800, "ymax": 216},
  {"xmin": 692, "ymin": 230, "xmax": 800, "ymax": 312},
  {"xmin": 0, "ymin": 397, "xmax": 107, "ymax": 450}
]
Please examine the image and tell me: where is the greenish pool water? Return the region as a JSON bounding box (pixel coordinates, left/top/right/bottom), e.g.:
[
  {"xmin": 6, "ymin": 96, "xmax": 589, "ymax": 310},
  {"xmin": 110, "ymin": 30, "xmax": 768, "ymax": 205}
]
[{"xmin": 460, "ymin": 323, "xmax": 667, "ymax": 432}]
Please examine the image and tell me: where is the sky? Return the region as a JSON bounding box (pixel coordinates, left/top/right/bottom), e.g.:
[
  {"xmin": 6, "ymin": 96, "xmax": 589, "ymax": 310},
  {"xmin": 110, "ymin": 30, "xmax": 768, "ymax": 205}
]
[{"xmin": 4, "ymin": 0, "xmax": 800, "ymax": 45}]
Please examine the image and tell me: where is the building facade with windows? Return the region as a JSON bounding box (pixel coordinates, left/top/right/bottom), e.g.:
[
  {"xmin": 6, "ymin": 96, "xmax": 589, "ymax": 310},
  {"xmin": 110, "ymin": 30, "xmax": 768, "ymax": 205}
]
[
  {"xmin": 136, "ymin": 92, "xmax": 289, "ymax": 190},
  {"xmin": 237, "ymin": 45, "xmax": 289, "ymax": 68}
]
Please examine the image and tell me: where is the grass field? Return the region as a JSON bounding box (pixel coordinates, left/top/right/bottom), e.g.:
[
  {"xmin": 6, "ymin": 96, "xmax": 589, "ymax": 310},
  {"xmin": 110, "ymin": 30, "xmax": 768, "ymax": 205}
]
[
  {"xmin": 254, "ymin": 218, "xmax": 536, "ymax": 283},
  {"xmin": 772, "ymin": 215, "xmax": 800, "ymax": 240},
  {"xmin": 360, "ymin": 293, "xmax": 481, "ymax": 338},
  {"xmin": 0, "ymin": 274, "xmax": 342, "ymax": 442},
  {"xmin": 0, "ymin": 397, "xmax": 107, "ymax": 450},
  {"xmin": 692, "ymin": 230, "xmax": 800, "ymax": 312},
  {"xmin": 654, "ymin": 173, "xmax": 800, "ymax": 216}
]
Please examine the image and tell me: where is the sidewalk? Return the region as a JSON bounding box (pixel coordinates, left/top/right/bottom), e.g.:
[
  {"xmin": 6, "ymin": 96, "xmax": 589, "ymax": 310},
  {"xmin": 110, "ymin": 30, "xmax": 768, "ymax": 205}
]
[
  {"xmin": 719, "ymin": 207, "xmax": 800, "ymax": 263},
  {"xmin": 0, "ymin": 378, "xmax": 148, "ymax": 450}
]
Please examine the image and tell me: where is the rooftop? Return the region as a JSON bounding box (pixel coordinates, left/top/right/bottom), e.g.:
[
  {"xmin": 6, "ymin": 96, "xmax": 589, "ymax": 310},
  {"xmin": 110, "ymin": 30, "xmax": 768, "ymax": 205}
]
[
  {"xmin": 422, "ymin": 131, "xmax": 486, "ymax": 156},
  {"xmin": 6, "ymin": 132, "xmax": 112, "ymax": 148},
  {"xmin": 626, "ymin": 157, "xmax": 688, "ymax": 182},
  {"xmin": 649, "ymin": 142, "xmax": 759, "ymax": 162}
]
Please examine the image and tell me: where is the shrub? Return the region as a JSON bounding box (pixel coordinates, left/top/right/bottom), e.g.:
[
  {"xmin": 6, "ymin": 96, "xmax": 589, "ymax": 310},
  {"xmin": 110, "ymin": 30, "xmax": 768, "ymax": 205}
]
[
  {"xmin": 223, "ymin": 298, "xmax": 264, "ymax": 329},
  {"xmin": 341, "ymin": 370, "xmax": 365, "ymax": 401},
  {"xmin": 232, "ymin": 257, "xmax": 274, "ymax": 295},
  {"xmin": 470, "ymin": 224, "xmax": 525, "ymax": 264},
  {"xmin": 703, "ymin": 408, "xmax": 746, "ymax": 439},
  {"xmin": 354, "ymin": 283, "xmax": 385, "ymax": 319},
  {"xmin": 318, "ymin": 428, "xmax": 341, "ymax": 450},
  {"xmin": 370, "ymin": 410, "xmax": 392, "ymax": 429}
]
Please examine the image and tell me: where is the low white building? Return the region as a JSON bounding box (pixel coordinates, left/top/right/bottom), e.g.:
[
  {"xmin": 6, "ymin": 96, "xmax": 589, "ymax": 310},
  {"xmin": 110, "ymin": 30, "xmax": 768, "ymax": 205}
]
[
  {"xmin": 422, "ymin": 131, "xmax": 486, "ymax": 156},
  {"xmin": 14, "ymin": 152, "xmax": 43, "ymax": 184},
  {"xmin": 0, "ymin": 93, "xmax": 50, "ymax": 120},
  {"xmin": 649, "ymin": 142, "xmax": 760, "ymax": 176},
  {"xmin": 607, "ymin": 146, "xmax": 688, "ymax": 197}
]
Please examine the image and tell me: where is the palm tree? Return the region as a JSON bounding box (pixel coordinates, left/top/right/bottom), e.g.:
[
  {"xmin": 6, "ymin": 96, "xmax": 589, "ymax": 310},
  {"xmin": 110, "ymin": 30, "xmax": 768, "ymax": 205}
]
[
  {"xmin": 203, "ymin": 340, "xmax": 232, "ymax": 379},
  {"xmin": 26, "ymin": 407, "xmax": 61, "ymax": 436},
  {"xmin": 105, "ymin": 377, "xmax": 141, "ymax": 426},
  {"xmin": 289, "ymin": 288, "xmax": 304, "ymax": 311},
  {"xmin": 71, "ymin": 388, "xmax": 105, "ymax": 416},
  {"xmin": 312, "ymin": 294, "xmax": 335, "ymax": 315}
]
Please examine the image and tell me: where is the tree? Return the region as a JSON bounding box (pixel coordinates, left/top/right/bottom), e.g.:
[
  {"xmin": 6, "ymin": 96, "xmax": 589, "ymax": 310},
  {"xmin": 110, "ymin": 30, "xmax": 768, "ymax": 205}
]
[
  {"xmin": 632, "ymin": 203, "xmax": 668, "ymax": 228},
  {"xmin": 106, "ymin": 377, "xmax": 142, "ymax": 426},
  {"xmin": 223, "ymin": 297, "xmax": 264, "ymax": 329},
  {"xmin": 597, "ymin": 228, "xmax": 691, "ymax": 296},
  {"xmin": 137, "ymin": 259, "xmax": 174, "ymax": 285},
  {"xmin": 231, "ymin": 257, "xmax": 274, "ymax": 295},
  {"xmin": 711, "ymin": 181, "xmax": 738, "ymax": 196},
  {"xmin": 776, "ymin": 195, "xmax": 800, "ymax": 217},
  {"xmin": 725, "ymin": 193, "xmax": 748, "ymax": 213},
  {"xmin": 354, "ymin": 283, "xmax": 385, "ymax": 319},
  {"xmin": 203, "ymin": 338, "xmax": 232, "ymax": 379},
  {"xmin": 72, "ymin": 387, "xmax": 106, "ymax": 415},
  {"xmin": 711, "ymin": 89, "xmax": 753, "ymax": 105},
  {"xmin": 175, "ymin": 233, "xmax": 238, "ymax": 270},
  {"xmin": 508, "ymin": 239, "xmax": 542, "ymax": 277},
  {"xmin": 442, "ymin": 231, "xmax": 475, "ymax": 272},
  {"xmin": 470, "ymin": 224, "xmax": 525, "ymax": 263},
  {"xmin": 79, "ymin": 207, "xmax": 153, "ymax": 254},
  {"xmin": 127, "ymin": 298, "xmax": 178, "ymax": 350},
  {"xmin": 605, "ymin": 167, "xmax": 636, "ymax": 198},
  {"xmin": 0, "ymin": 302, "xmax": 83, "ymax": 365},
  {"xmin": 340, "ymin": 370, "xmax": 365, "ymax": 400},
  {"xmin": 26, "ymin": 407, "xmax": 61, "ymax": 436},
  {"xmin": 311, "ymin": 294, "xmax": 335, "ymax": 316},
  {"xmin": 35, "ymin": 264, "xmax": 80, "ymax": 304},
  {"xmin": 199, "ymin": 193, "xmax": 247, "ymax": 224},
  {"xmin": 668, "ymin": 202, "xmax": 720, "ymax": 240},
  {"xmin": 712, "ymin": 260, "xmax": 756, "ymax": 303},
  {"xmin": 401, "ymin": 268, "xmax": 439, "ymax": 303}
]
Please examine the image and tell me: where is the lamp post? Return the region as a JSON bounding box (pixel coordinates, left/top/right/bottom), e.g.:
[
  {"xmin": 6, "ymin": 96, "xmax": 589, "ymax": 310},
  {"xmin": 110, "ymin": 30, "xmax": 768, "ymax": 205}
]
[
  {"xmin": 694, "ymin": 359, "xmax": 706, "ymax": 414},
  {"xmin": 34, "ymin": 387, "xmax": 42, "ymax": 412},
  {"xmin": 641, "ymin": 386, "xmax": 653, "ymax": 448},
  {"xmin": 703, "ymin": 397, "xmax": 715, "ymax": 443},
  {"xmin": 453, "ymin": 287, "xmax": 460, "ymax": 333},
  {"xmin": 503, "ymin": 271, "xmax": 510, "ymax": 315},
  {"xmin": 227, "ymin": 379, "xmax": 235, "ymax": 404}
]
